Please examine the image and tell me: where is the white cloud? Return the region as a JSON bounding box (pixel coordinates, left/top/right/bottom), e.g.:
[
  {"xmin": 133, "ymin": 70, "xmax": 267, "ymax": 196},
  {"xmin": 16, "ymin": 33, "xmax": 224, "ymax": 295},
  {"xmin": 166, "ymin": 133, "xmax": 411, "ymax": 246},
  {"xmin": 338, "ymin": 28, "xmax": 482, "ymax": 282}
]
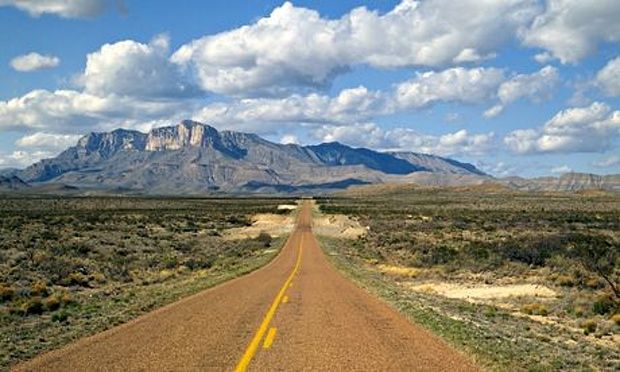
[
  {"xmin": 485, "ymin": 65, "xmax": 559, "ymax": 117},
  {"xmin": 315, "ymin": 123, "xmax": 386, "ymax": 148},
  {"xmin": 172, "ymin": 0, "xmax": 539, "ymax": 96},
  {"xmin": 0, "ymin": 150, "xmax": 55, "ymax": 168},
  {"xmin": 10, "ymin": 52, "xmax": 60, "ymax": 72},
  {"xmin": 521, "ymin": 0, "xmax": 620, "ymax": 63},
  {"xmin": 533, "ymin": 51, "xmax": 554, "ymax": 63},
  {"xmin": 0, "ymin": 89, "xmax": 192, "ymax": 133},
  {"xmin": 192, "ymin": 86, "xmax": 387, "ymax": 134},
  {"xmin": 394, "ymin": 67, "xmax": 505, "ymax": 110},
  {"xmin": 596, "ymin": 56, "xmax": 620, "ymax": 96},
  {"xmin": 593, "ymin": 154, "xmax": 620, "ymax": 168},
  {"xmin": 314, "ymin": 123, "xmax": 495, "ymax": 157},
  {"xmin": 551, "ymin": 164, "xmax": 572, "ymax": 174},
  {"xmin": 476, "ymin": 161, "xmax": 519, "ymax": 177},
  {"xmin": 280, "ymin": 134, "xmax": 299, "ymax": 145},
  {"xmin": 16, "ymin": 132, "xmax": 81, "ymax": 152},
  {"xmin": 78, "ymin": 35, "xmax": 199, "ymax": 98},
  {"xmin": 0, "ymin": 0, "xmax": 109, "ymax": 18},
  {"xmin": 505, "ymin": 102, "xmax": 620, "ymax": 154}
]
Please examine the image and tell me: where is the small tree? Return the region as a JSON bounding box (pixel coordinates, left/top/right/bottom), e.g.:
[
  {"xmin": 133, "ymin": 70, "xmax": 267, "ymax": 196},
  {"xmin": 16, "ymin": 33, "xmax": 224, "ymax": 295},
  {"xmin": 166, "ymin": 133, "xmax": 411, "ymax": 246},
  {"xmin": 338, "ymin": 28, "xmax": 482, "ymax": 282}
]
[{"xmin": 567, "ymin": 233, "xmax": 619, "ymax": 300}]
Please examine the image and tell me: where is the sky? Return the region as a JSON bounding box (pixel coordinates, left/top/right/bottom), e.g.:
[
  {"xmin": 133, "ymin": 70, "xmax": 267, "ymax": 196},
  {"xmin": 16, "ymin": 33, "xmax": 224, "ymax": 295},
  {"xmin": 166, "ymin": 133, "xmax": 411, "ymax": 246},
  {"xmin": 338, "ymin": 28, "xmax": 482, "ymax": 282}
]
[{"xmin": 1, "ymin": 0, "xmax": 619, "ymax": 177}]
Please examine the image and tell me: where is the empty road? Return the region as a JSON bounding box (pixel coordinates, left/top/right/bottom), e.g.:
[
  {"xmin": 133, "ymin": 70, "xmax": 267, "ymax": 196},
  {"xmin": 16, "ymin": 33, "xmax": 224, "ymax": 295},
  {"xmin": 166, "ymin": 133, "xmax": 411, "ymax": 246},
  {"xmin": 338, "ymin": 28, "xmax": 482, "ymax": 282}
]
[{"xmin": 16, "ymin": 201, "xmax": 477, "ymax": 371}]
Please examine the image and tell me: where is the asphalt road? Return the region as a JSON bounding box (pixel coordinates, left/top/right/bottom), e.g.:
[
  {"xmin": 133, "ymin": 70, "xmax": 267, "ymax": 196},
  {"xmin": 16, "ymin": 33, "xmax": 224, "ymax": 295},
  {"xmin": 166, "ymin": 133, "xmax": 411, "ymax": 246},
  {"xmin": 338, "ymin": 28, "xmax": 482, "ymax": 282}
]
[{"xmin": 16, "ymin": 201, "xmax": 478, "ymax": 371}]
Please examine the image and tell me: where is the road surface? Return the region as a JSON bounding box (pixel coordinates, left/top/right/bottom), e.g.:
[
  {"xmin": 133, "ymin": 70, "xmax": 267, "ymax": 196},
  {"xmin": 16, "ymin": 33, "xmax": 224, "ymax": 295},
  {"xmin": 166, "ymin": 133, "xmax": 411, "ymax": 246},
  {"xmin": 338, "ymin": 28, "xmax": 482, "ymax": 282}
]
[{"xmin": 16, "ymin": 201, "xmax": 478, "ymax": 371}]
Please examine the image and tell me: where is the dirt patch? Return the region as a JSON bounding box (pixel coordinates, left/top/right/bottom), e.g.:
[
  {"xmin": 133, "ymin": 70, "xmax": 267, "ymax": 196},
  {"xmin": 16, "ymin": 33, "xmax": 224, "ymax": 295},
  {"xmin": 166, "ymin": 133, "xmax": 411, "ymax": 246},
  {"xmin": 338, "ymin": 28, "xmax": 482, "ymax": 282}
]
[
  {"xmin": 225, "ymin": 213, "xmax": 295, "ymax": 240},
  {"xmin": 407, "ymin": 282, "xmax": 557, "ymax": 302},
  {"xmin": 277, "ymin": 204, "xmax": 298, "ymax": 211},
  {"xmin": 312, "ymin": 214, "xmax": 367, "ymax": 239}
]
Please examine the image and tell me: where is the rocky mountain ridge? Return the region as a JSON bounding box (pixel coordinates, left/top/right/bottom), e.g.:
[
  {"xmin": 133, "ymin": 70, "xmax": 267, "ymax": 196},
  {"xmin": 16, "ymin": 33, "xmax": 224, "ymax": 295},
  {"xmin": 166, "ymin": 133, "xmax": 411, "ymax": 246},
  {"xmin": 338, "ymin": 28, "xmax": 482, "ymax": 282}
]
[{"xmin": 14, "ymin": 120, "xmax": 488, "ymax": 193}]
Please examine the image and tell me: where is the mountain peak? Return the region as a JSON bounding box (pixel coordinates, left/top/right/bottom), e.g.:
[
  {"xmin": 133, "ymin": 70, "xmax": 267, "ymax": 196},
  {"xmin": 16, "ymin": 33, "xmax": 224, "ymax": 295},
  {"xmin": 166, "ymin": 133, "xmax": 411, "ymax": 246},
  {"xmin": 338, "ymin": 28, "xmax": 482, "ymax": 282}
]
[{"xmin": 146, "ymin": 120, "xmax": 219, "ymax": 151}]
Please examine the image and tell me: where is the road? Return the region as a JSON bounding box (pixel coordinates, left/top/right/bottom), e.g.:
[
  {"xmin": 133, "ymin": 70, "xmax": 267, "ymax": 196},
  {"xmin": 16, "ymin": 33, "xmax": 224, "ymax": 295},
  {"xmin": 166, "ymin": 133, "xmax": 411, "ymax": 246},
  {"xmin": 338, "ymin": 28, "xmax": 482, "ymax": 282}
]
[{"xmin": 16, "ymin": 201, "xmax": 478, "ymax": 371}]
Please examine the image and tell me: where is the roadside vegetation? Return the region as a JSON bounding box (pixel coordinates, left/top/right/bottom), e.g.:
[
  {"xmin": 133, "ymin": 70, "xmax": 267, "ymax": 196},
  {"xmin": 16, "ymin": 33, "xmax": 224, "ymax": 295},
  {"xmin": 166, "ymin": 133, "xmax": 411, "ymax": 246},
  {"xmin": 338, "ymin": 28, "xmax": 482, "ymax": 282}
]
[
  {"xmin": 317, "ymin": 188, "xmax": 619, "ymax": 371},
  {"xmin": 0, "ymin": 196, "xmax": 294, "ymax": 369}
]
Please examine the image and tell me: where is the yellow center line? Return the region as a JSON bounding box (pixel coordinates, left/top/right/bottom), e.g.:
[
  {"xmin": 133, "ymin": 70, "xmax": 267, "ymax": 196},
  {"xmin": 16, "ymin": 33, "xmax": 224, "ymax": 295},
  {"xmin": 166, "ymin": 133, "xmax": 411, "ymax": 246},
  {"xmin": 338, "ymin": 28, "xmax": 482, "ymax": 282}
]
[
  {"xmin": 234, "ymin": 234, "xmax": 304, "ymax": 372},
  {"xmin": 262, "ymin": 328, "xmax": 277, "ymax": 349}
]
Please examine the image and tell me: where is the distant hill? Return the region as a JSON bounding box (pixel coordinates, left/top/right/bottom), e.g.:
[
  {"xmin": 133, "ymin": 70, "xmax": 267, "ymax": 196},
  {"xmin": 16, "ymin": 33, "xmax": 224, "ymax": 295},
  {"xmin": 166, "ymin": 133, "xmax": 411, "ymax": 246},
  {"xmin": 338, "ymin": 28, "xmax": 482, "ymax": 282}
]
[
  {"xmin": 15, "ymin": 120, "xmax": 486, "ymax": 193},
  {"xmin": 502, "ymin": 173, "xmax": 620, "ymax": 192},
  {"xmin": 0, "ymin": 175, "xmax": 30, "ymax": 190}
]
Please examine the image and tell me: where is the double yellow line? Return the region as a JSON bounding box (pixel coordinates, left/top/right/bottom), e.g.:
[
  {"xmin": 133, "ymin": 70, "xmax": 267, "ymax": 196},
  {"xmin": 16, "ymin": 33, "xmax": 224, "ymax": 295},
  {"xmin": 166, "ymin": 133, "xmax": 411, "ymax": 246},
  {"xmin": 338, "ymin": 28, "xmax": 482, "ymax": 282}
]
[{"xmin": 234, "ymin": 234, "xmax": 304, "ymax": 372}]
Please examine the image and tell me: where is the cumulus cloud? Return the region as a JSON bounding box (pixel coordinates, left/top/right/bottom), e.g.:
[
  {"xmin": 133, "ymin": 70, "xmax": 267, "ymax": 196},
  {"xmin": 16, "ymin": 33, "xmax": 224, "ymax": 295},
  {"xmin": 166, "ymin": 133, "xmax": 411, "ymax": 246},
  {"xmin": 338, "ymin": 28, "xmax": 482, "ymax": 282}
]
[
  {"xmin": 0, "ymin": 0, "xmax": 109, "ymax": 18},
  {"xmin": 16, "ymin": 132, "xmax": 81, "ymax": 152},
  {"xmin": 314, "ymin": 123, "xmax": 495, "ymax": 157},
  {"xmin": 77, "ymin": 35, "xmax": 199, "ymax": 98},
  {"xmin": 0, "ymin": 89, "xmax": 192, "ymax": 133},
  {"xmin": 0, "ymin": 150, "xmax": 56, "ymax": 168},
  {"xmin": 394, "ymin": 67, "xmax": 505, "ymax": 110},
  {"xmin": 192, "ymin": 86, "xmax": 388, "ymax": 133},
  {"xmin": 10, "ymin": 52, "xmax": 60, "ymax": 72},
  {"xmin": 172, "ymin": 0, "xmax": 539, "ymax": 96},
  {"xmin": 504, "ymin": 102, "xmax": 620, "ymax": 154},
  {"xmin": 596, "ymin": 56, "xmax": 620, "ymax": 96},
  {"xmin": 484, "ymin": 65, "xmax": 559, "ymax": 117},
  {"xmin": 521, "ymin": 0, "xmax": 620, "ymax": 63}
]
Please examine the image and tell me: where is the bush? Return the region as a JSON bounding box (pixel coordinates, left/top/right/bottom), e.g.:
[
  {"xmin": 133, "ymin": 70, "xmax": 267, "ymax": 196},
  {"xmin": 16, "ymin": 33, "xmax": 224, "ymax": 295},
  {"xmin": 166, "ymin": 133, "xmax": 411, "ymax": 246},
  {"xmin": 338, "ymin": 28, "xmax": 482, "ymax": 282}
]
[
  {"xmin": 31, "ymin": 281, "xmax": 49, "ymax": 297},
  {"xmin": 256, "ymin": 232, "xmax": 272, "ymax": 248},
  {"xmin": 44, "ymin": 295, "xmax": 62, "ymax": 311},
  {"xmin": 51, "ymin": 310, "xmax": 69, "ymax": 323},
  {"xmin": 592, "ymin": 294, "xmax": 616, "ymax": 315},
  {"xmin": 0, "ymin": 284, "xmax": 15, "ymax": 302},
  {"xmin": 521, "ymin": 303, "xmax": 549, "ymax": 316},
  {"xmin": 581, "ymin": 318, "xmax": 597, "ymax": 335},
  {"xmin": 22, "ymin": 297, "xmax": 44, "ymax": 315}
]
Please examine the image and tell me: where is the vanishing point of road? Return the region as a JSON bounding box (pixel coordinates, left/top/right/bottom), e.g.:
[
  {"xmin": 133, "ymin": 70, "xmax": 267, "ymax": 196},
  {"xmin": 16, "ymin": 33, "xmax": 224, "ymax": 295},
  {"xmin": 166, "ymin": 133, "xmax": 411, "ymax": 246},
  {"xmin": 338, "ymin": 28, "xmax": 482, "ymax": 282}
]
[{"xmin": 16, "ymin": 201, "xmax": 478, "ymax": 371}]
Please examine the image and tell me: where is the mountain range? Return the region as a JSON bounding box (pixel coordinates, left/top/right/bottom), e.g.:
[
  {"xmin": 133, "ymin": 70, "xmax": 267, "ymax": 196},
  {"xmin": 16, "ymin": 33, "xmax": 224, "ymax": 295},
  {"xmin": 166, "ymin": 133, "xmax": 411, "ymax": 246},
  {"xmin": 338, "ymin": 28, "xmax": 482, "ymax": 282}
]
[
  {"xmin": 9, "ymin": 120, "xmax": 488, "ymax": 193},
  {"xmin": 3, "ymin": 120, "xmax": 619, "ymax": 194}
]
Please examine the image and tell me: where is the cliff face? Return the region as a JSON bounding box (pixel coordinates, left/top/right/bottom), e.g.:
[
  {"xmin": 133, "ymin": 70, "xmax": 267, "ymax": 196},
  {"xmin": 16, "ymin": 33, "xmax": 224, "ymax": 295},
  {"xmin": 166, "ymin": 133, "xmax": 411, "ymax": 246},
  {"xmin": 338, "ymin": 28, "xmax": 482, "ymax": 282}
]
[{"xmin": 16, "ymin": 120, "xmax": 488, "ymax": 193}]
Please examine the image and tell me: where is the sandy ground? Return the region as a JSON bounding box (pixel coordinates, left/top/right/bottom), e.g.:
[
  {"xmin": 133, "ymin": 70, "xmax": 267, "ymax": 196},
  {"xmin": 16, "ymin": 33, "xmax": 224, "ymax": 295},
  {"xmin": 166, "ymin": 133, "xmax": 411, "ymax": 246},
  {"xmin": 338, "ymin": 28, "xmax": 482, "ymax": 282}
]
[
  {"xmin": 225, "ymin": 213, "xmax": 296, "ymax": 240},
  {"xmin": 312, "ymin": 213, "xmax": 367, "ymax": 239},
  {"xmin": 407, "ymin": 282, "xmax": 557, "ymax": 302}
]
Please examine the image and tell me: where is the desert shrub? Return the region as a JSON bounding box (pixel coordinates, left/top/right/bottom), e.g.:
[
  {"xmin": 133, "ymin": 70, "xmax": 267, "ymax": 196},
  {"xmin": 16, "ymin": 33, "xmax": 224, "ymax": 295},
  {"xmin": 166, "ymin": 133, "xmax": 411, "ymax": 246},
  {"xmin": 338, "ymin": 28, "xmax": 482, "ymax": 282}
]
[
  {"xmin": 31, "ymin": 281, "xmax": 48, "ymax": 296},
  {"xmin": 256, "ymin": 232, "xmax": 272, "ymax": 248},
  {"xmin": 581, "ymin": 318, "xmax": 598, "ymax": 335},
  {"xmin": 43, "ymin": 295, "xmax": 61, "ymax": 311},
  {"xmin": 521, "ymin": 303, "xmax": 549, "ymax": 316},
  {"xmin": 51, "ymin": 310, "xmax": 69, "ymax": 322},
  {"xmin": 0, "ymin": 284, "xmax": 15, "ymax": 302},
  {"xmin": 611, "ymin": 313, "xmax": 620, "ymax": 325},
  {"xmin": 592, "ymin": 294, "xmax": 617, "ymax": 315},
  {"xmin": 184, "ymin": 258, "xmax": 212, "ymax": 271},
  {"xmin": 59, "ymin": 272, "xmax": 90, "ymax": 287},
  {"xmin": 22, "ymin": 297, "xmax": 44, "ymax": 315}
]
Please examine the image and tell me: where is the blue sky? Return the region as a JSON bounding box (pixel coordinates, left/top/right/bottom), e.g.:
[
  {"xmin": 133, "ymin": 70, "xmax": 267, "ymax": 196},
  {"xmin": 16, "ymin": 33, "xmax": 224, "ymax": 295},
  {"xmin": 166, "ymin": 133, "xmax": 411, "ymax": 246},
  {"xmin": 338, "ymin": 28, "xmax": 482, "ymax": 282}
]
[{"xmin": 1, "ymin": 0, "xmax": 620, "ymax": 177}]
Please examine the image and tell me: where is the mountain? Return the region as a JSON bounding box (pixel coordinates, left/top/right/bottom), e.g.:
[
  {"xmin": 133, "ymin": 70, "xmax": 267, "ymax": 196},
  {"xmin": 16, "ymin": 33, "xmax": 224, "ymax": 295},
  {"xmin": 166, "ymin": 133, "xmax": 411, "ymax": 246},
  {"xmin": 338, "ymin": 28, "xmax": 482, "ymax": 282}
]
[
  {"xmin": 0, "ymin": 175, "xmax": 30, "ymax": 190},
  {"xmin": 502, "ymin": 173, "xmax": 620, "ymax": 192},
  {"xmin": 16, "ymin": 120, "xmax": 486, "ymax": 193}
]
